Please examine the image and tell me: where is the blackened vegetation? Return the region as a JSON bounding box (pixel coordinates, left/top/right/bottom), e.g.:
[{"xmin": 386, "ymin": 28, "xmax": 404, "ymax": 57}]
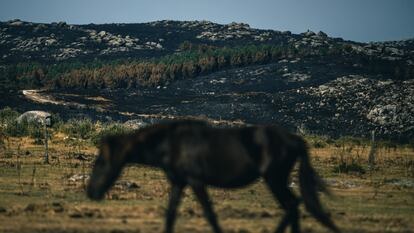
[
  {"xmin": 0, "ymin": 44, "xmax": 333, "ymax": 90},
  {"xmin": 87, "ymin": 120, "xmax": 339, "ymax": 233},
  {"xmin": 2, "ymin": 43, "xmax": 412, "ymax": 91}
]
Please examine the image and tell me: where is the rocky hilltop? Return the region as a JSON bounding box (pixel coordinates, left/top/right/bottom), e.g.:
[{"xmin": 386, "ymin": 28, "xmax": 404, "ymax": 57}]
[
  {"xmin": 1, "ymin": 19, "xmax": 412, "ymax": 63},
  {"xmin": 0, "ymin": 19, "xmax": 413, "ymax": 141}
]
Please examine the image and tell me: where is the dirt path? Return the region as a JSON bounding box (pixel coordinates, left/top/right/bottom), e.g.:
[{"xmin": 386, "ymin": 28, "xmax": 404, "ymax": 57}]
[
  {"xmin": 22, "ymin": 89, "xmax": 87, "ymax": 108},
  {"xmin": 21, "ymin": 89, "xmax": 246, "ymax": 126}
]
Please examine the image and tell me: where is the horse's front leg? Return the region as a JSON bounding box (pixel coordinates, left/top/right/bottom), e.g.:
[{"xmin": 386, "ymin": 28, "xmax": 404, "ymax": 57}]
[
  {"xmin": 264, "ymin": 173, "xmax": 301, "ymax": 233},
  {"xmin": 275, "ymin": 214, "xmax": 290, "ymax": 233},
  {"xmin": 275, "ymin": 208, "xmax": 300, "ymax": 233},
  {"xmin": 165, "ymin": 183, "xmax": 185, "ymax": 233},
  {"xmin": 191, "ymin": 183, "xmax": 223, "ymax": 233}
]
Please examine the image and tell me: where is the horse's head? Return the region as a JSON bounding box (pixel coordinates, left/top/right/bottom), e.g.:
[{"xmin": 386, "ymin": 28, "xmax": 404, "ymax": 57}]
[{"xmin": 87, "ymin": 135, "xmax": 129, "ymax": 200}]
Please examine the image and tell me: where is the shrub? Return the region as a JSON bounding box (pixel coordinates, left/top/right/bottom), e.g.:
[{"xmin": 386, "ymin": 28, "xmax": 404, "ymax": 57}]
[
  {"xmin": 27, "ymin": 122, "xmax": 44, "ymax": 144},
  {"xmin": 50, "ymin": 113, "xmax": 63, "ymax": 131},
  {"xmin": 335, "ymin": 136, "xmax": 368, "ymax": 147},
  {"xmin": 91, "ymin": 123, "xmax": 132, "ymax": 146},
  {"xmin": 305, "ymin": 135, "xmax": 329, "ymax": 148},
  {"xmin": 333, "ymin": 161, "xmax": 366, "ymax": 175},
  {"xmin": 0, "ymin": 130, "xmax": 5, "ymax": 148},
  {"xmin": 4, "ymin": 119, "xmax": 29, "ymax": 137},
  {"xmin": 3, "ymin": 117, "xmax": 46, "ymax": 139},
  {"xmin": 0, "ymin": 107, "xmax": 19, "ymax": 125},
  {"xmin": 61, "ymin": 118, "xmax": 95, "ymax": 139},
  {"xmin": 410, "ymin": 140, "xmax": 414, "ymax": 151}
]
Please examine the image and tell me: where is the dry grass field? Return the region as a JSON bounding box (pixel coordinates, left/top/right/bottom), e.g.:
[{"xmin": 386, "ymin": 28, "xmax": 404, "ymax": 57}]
[{"xmin": 0, "ymin": 134, "xmax": 413, "ymax": 233}]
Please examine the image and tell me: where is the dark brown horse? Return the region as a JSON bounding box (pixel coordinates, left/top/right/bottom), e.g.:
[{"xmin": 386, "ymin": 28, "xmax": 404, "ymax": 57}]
[{"xmin": 87, "ymin": 120, "xmax": 339, "ymax": 233}]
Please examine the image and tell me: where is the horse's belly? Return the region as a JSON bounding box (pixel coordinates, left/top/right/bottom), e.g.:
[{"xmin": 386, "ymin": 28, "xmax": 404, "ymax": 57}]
[
  {"xmin": 204, "ymin": 168, "xmax": 260, "ymax": 188},
  {"xmin": 199, "ymin": 158, "xmax": 260, "ymax": 188},
  {"xmin": 176, "ymin": 136, "xmax": 261, "ymax": 188}
]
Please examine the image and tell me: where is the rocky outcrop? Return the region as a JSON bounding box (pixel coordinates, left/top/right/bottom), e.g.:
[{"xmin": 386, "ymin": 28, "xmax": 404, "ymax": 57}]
[
  {"xmin": 147, "ymin": 20, "xmax": 275, "ymax": 42},
  {"xmin": 350, "ymin": 39, "xmax": 414, "ymax": 61},
  {"xmin": 0, "ymin": 20, "xmax": 164, "ymax": 61},
  {"xmin": 298, "ymin": 76, "xmax": 414, "ymax": 138},
  {"xmin": 17, "ymin": 110, "xmax": 51, "ymax": 124},
  {"xmin": 1, "ymin": 19, "xmax": 413, "ymax": 65},
  {"xmin": 195, "ymin": 21, "xmax": 274, "ymax": 41}
]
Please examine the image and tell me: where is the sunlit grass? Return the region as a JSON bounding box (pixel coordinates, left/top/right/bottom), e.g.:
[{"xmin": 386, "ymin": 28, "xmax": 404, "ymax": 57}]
[{"xmin": 0, "ymin": 135, "xmax": 413, "ymax": 233}]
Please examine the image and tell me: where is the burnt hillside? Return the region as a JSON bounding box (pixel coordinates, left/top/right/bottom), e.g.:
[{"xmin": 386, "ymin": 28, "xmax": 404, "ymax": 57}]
[{"xmin": 0, "ymin": 19, "xmax": 413, "ymax": 141}]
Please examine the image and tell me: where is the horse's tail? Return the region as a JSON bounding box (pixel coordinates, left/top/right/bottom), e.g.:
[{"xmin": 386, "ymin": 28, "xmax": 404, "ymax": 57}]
[{"xmin": 298, "ymin": 141, "xmax": 340, "ymax": 233}]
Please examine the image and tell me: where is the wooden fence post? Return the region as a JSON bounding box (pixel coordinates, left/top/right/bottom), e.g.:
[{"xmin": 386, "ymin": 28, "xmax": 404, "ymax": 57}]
[
  {"xmin": 368, "ymin": 130, "xmax": 377, "ymax": 167},
  {"xmin": 44, "ymin": 116, "xmax": 51, "ymax": 164}
]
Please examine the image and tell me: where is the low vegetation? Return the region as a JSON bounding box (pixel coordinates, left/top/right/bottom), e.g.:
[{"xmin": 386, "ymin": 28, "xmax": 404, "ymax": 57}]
[{"xmin": 0, "ymin": 108, "xmax": 133, "ymax": 148}]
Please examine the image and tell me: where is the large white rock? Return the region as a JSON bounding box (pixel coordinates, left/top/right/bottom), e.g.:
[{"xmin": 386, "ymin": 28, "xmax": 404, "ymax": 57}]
[
  {"xmin": 98, "ymin": 31, "xmax": 107, "ymax": 37},
  {"xmin": 17, "ymin": 111, "xmax": 51, "ymax": 124}
]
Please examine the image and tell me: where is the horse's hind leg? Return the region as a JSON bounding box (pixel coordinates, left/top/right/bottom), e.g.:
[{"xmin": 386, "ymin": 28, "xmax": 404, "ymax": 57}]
[
  {"xmin": 265, "ymin": 175, "xmax": 301, "ymax": 233},
  {"xmin": 191, "ymin": 184, "xmax": 223, "ymax": 233},
  {"xmin": 165, "ymin": 183, "xmax": 184, "ymax": 233}
]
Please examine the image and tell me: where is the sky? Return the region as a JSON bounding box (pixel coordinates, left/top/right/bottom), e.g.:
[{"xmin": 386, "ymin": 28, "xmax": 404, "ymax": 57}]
[{"xmin": 0, "ymin": 0, "xmax": 413, "ymax": 42}]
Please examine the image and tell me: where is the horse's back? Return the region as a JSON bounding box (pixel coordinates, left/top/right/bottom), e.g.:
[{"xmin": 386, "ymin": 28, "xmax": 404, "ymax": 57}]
[{"xmin": 163, "ymin": 121, "xmax": 305, "ymax": 188}]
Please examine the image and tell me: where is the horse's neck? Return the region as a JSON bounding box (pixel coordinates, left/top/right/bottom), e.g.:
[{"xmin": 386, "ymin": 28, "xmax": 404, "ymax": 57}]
[{"xmin": 127, "ymin": 132, "xmax": 166, "ymax": 167}]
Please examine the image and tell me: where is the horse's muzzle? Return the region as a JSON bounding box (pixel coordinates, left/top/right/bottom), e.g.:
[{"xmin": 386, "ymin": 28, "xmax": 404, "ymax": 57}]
[{"xmin": 86, "ymin": 183, "xmax": 105, "ymax": 201}]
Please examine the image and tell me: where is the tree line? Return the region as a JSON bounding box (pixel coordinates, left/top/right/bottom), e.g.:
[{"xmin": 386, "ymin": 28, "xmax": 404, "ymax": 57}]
[{"xmin": 1, "ymin": 42, "xmax": 412, "ymax": 90}]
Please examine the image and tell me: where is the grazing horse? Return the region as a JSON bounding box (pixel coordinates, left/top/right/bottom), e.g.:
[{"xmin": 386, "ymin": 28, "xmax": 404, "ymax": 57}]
[{"xmin": 87, "ymin": 120, "xmax": 339, "ymax": 233}]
